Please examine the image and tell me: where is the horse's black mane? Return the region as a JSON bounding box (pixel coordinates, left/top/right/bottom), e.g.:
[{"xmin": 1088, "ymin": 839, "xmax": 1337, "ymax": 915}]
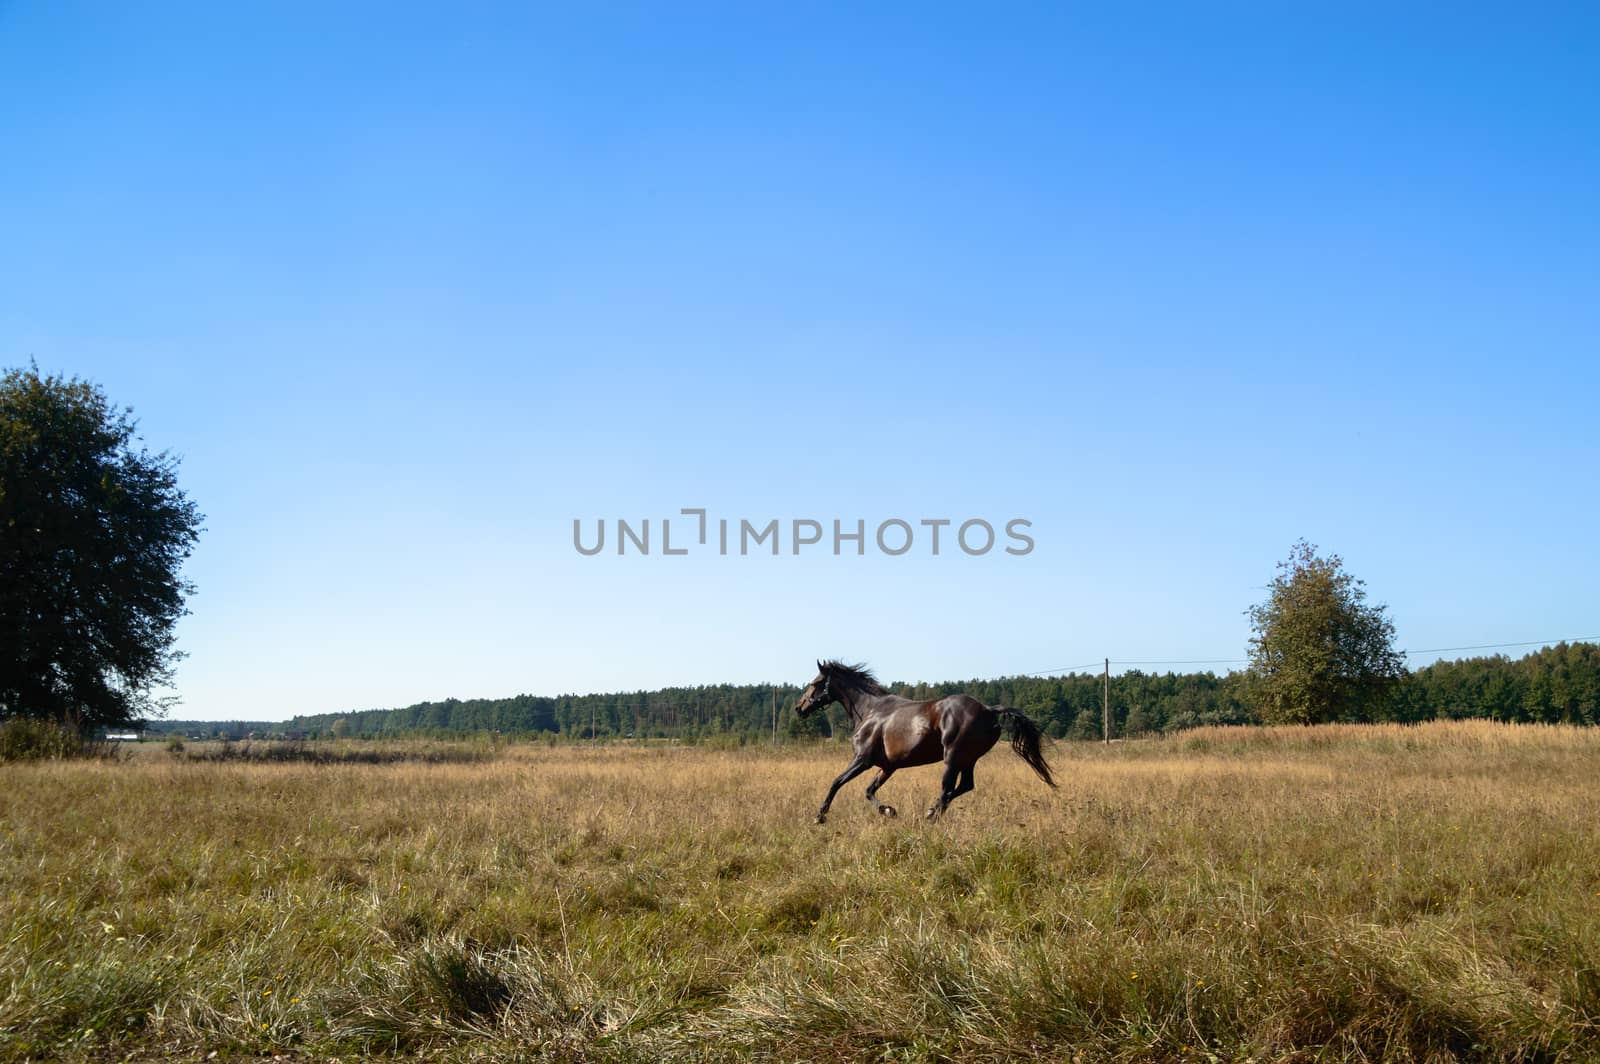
[{"xmin": 821, "ymin": 660, "xmax": 887, "ymax": 696}]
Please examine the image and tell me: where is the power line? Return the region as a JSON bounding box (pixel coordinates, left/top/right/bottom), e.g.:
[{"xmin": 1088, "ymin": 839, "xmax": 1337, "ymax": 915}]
[
  {"xmin": 1016, "ymin": 634, "xmax": 1596, "ymax": 679},
  {"xmin": 1018, "ymin": 662, "xmax": 1106, "ymax": 677},
  {"xmin": 1400, "ymin": 636, "xmax": 1599, "ymax": 657},
  {"xmin": 1115, "ymin": 658, "xmax": 1248, "ymax": 666},
  {"xmin": 1020, "ymin": 658, "xmax": 1246, "ymax": 674}
]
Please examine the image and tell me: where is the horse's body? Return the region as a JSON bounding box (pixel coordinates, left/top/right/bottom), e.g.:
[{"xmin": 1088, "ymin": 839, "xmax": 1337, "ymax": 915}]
[{"xmin": 795, "ymin": 661, "xmax": 1056, "ymax": 823}]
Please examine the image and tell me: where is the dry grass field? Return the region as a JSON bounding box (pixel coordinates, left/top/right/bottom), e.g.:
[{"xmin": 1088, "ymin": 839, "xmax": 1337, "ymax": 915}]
[{"xmin": 3, "ymin": 722, "xmax": 1599, "ymax": 1062}]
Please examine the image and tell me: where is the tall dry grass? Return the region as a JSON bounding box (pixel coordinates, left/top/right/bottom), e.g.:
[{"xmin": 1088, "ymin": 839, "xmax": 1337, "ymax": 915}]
[{"xmin": 2, "ymin": 721, "xmax": 1598, "ymax": 1061}]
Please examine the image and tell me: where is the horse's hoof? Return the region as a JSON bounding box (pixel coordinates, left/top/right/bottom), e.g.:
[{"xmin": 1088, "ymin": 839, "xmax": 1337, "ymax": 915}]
[
  {"xmin": 880, "ymin": 805, "xmax": 897, "ymax": 818},
  {"xmin": 814, "ymin": 814, "xmax": 827, "ymax": 825}
]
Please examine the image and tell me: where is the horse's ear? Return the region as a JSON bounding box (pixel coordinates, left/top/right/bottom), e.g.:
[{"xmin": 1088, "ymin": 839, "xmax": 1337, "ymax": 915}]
[{"xmin": 816, "ymin": 659, "xmax": 825, "ymax": 673}]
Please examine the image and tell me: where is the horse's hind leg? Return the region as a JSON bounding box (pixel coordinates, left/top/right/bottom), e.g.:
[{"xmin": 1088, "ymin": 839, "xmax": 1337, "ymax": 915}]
[
  {"xmin": 926, "ymin": 765, "xmax": 976, "ymax": 819},
  {"xmin": 926, "ymin": 763, "xmax": 963, "ymax": 819},
  {"xmin": 865, "ymin": 768, "xmax": 898, "ymax": 817}
]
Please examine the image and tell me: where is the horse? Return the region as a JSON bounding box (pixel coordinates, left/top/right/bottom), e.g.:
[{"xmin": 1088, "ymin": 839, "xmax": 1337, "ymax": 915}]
[{"xmin": 794, "ymin": 660, "xmax": 1056, "ymax": 824}]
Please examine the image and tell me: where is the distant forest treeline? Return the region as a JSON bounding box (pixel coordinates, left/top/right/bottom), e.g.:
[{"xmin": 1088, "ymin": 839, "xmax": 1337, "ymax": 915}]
[{"xmin": 149, "ymin": 642, "xmax": 1600, "ymax": 742}]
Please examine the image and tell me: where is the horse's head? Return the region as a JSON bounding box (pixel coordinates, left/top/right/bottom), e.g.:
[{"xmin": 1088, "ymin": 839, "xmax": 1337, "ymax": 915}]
[{"xmin": 794, "ymin": 660, "xmax": 836, "ymax": 717}]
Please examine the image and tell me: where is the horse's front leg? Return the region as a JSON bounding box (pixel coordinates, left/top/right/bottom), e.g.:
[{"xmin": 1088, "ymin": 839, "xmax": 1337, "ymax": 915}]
[
  {"xmin": 864, "ymin": 768, "xmax": 898, "ymax": 817},
  {"xmin": 816, "ymin": 756, "xmax": 872, "ymax": 824}
]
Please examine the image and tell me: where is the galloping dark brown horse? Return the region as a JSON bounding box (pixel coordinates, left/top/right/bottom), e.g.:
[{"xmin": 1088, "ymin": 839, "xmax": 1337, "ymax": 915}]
[{"xmin": 795, "ymin": 660, "xmax": 1056, "ymax": 823}]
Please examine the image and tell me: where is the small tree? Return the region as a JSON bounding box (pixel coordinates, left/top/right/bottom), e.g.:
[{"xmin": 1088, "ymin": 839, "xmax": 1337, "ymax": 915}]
[
  {"xmin": 786, "ymin": 710, "xmax": 830, "ymax": 740},
  {"xmin": 1123, "ymin": 703, "xmax": 1153, "ymax": 736},
  {"xmin": 1069, "ymin": 706, "xmax": 1101, "ymax": 741},
  {"xmin": 0, "ymin": 366, "xmax": 203, "ymax": 731},
  {"xmin": 1245, "ymin": 540, "xmax": 1405, "ymax": 724}
]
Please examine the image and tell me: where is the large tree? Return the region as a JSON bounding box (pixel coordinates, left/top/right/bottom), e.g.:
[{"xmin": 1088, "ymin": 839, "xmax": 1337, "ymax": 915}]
[
  {"xmin": 1244, "ymin": 540, "xmax": 1405, "ymax": 724},
  {"xmin": 0, "ymin": 366, "xmax": 202, "ymax": 730}
]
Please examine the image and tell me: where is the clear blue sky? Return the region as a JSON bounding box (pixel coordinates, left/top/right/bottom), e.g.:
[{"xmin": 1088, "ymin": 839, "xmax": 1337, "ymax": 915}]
[{"xmin": 3, "ymin": 4, "xmax": 1596, "ymax": 720}]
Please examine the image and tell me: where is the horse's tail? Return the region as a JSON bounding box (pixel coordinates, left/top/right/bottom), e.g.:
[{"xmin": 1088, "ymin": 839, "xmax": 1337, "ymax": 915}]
[{"xmin": 995, "ymin": 707, "xmax": 1056, "ymax": 788}]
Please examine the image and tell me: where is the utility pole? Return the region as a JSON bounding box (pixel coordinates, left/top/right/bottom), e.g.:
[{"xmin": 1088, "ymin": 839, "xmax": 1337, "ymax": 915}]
[{"xmin": 1103, "ymin": 658, "xmax": 1110, "ymax": 744}]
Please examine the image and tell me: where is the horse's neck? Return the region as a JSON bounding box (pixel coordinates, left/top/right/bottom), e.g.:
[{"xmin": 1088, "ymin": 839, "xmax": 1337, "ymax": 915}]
[{"xmin": 841, "ymin": 688, "xmax": 889, "ymax": 722}]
